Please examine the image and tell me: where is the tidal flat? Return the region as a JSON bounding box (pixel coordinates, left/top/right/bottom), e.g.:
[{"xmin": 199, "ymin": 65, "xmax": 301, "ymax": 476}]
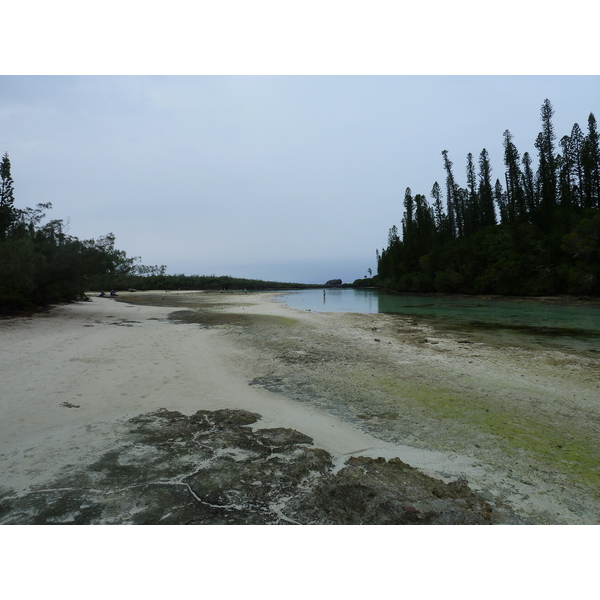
[
  {"xmin": 1, "ymin": 290, "xmax": 598, "ymax": 524},
  {"xmin": 131, "ymin": 290, "xmax": 600, "ymax": 523}
]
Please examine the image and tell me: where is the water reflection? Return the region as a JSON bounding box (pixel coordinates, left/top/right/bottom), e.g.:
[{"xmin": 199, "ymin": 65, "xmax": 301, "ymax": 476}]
[{"xmin": 277, "ymin": 289, "xmax": 600, "ymax": 357}]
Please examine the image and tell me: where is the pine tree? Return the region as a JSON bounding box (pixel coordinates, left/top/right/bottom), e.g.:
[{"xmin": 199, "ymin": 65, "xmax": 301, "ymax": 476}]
[
  {"xmin": 387, "ymin": 224, "xmax": 399, "ymax": 246},
  {"xmin": 465, "ymin": 152, "xmax": 479, "ymax": 233},
  {"xmin": 402, "ymin": 187, "xmax": 414, "ymax": 231},
  {"xmin": 442, "ymin": 150, "xmax": 462, "ymax": 237},
  {"xmin": 535, "ymin": 99, "xmax": 558, "ymax": 221},
  {"xmin": 569, "ymin": 123, "xmax": 585, "ymax": 208},
  {"xmin": 503, "ymin": 130, "xmax": 526, "ymax": 222},
  {"xmin": 494, "ymin": 178, "xmax": 507, "ymax": 223},
  {"xmin": 582, "ymin": 112, "xmax": 600, "ymax": 209},
  {"xmin": 414, "ymin": 193, "xmax": 435, "ymax": 254},
  {"xmin": 521, "ymin": 151, "xmax": 537, "ymax": 214},
  {"xmin": 430, "ymin": 181, "xmax": 447, "ymax": 236},
  {"xmin": 477, "ymin": 148, "xmax": 496, "ymax": 227},
  {"xmin": 0, "ymin": 152, "xmax": 16, "ymax": 237},
  {"xmin": 558, "ymin": 135, "xmax": 576, "ymax": 211},
  {"xmin": 401, "ymin": 187, "xmax": 415, "ymax": 266}
]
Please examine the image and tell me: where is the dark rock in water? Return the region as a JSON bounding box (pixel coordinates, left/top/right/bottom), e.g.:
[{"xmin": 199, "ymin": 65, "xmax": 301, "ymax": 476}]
[
  {"xmin": 325, "ymin": 279, "xmax": 342, "ymax": 287},
  {"xmin": 0, "ymin": 409, "xmax": 524, "ymax": 525}
]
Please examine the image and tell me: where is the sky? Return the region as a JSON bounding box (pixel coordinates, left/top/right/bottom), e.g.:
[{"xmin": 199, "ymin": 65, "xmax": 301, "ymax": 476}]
[
  {"xmin": 2, "ymin": 75, "xmax": 598, "ymax": 284},
  {"xmin": 1, "ymin": 3, "xmax": 599, "ymax": 285}
]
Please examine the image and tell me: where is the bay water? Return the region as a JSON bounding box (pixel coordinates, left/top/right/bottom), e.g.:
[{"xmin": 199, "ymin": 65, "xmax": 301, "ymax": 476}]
[{"xmin": 275, "ymin": 288, "xmax": 600, "ymax": 357}]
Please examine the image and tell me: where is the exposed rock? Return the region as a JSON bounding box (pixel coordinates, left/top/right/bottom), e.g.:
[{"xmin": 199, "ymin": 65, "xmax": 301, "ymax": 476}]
[
  {"xmin": 0, "ymin": 409, "xmax": 523, "ymax": 525},
  {"xmin": 288, "ymin": 456, "xmax": 519, "ymax": 524},
  {"xmin": 325, "ymin": 279, "xmax": 342, "ymax": 287}
]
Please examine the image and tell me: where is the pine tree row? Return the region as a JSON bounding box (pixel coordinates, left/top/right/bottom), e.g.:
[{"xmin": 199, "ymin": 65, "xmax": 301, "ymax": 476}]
[{"xmin": 377, "ymin": 99, "xmax": 600, "ymax": 296}]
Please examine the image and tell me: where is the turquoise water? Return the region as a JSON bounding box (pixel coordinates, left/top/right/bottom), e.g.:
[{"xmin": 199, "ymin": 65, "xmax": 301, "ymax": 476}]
[{"xmin": 276, "ymin": 289, "xmax": 600, "ymax": 357}]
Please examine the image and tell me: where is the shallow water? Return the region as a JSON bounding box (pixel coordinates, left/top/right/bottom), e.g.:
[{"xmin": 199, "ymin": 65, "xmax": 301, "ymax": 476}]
[{"xmin": 276, "ymin": 288, "xmax": 600, "ymax": 357}]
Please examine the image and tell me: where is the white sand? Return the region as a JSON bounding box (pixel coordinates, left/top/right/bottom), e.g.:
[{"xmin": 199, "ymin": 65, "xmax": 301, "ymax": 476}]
[
  {"xmin": 1, "ymin": 293, "xmax": 467, "ymax": 496},
  {"xmin": 2, "ymin": 291, "xmax": 599, "ymax": 524}
]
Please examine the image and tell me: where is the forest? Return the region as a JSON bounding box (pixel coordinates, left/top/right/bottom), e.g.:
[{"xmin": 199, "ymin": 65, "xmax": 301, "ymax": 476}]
[
  {"xmin": 376, "ymin": 99, "xmax": 600, "ymax": 296},
  {"xmin": 0, "ymin": 153, "xmax": 143, "ymax": 312}
]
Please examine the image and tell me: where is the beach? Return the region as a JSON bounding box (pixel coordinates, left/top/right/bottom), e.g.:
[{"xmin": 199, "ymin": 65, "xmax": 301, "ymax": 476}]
[{"xmin": 1, "ymin": 290, "xmax": 599, "ymax": 524}]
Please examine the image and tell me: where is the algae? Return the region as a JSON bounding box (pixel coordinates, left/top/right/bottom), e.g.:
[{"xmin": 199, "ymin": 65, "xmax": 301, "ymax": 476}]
[{"xmin": 345, "ymin": 368, "xmax": 600, "ymax": 495}]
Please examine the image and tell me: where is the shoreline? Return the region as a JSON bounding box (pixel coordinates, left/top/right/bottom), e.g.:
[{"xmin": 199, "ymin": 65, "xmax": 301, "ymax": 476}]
[
  {"xmin": 345, "ymin": 287, "xmax": 600, "ymax": 307},
  {"xmin": 1, "ymin": 290, "xmax": 598, "ymax": 524}
]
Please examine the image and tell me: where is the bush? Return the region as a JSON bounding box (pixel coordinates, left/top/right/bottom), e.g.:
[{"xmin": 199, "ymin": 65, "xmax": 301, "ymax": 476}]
[{"xmin": 0, "ymin": 291, "xmax": 36, "ymax": 313}]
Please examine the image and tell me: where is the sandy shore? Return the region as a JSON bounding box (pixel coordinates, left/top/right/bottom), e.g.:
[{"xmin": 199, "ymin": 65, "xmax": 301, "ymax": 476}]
[
  {"xmin": 0, "ymin": 295, "xmax": 385, "ymax": 487},
  {"xmin": 1, "ymin": 290, "xmax": 599, "ymax": 524}
]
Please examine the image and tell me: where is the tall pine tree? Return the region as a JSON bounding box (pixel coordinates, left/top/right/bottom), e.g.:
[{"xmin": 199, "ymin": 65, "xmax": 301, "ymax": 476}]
[
  {"xmin": 535, "ymin": 99, "xmax": 558, "ymax": 223},
  {"xmin": 0, "ymin": 152, "xmax": 16, "ymax": 238},
  {"xmin": 521, "ymin": 151, "xmax": 537, "ymax": 214},
  {"xmin": 442, "ymin": 150, "xmax": 461, "ymax": 237},
  {"xmin": 503, "ymin": 130, "xmax": 526, "ymax": 222},
  {"xmin": 582, "ymin": 113, "xmax": 600, "ymax": 209},
  {"xmin": 569, "ymin": 123, "xmax": 585, "ymax": 208},
  {"xmin": 465, "ymin": 152, "xmax": 479, "ymax": 234},
  {"xmin": 478, "ymin": 148, "xmax": 496, "ymax": 227}
]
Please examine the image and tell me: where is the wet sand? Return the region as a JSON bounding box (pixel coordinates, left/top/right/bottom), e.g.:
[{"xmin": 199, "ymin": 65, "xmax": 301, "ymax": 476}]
[{"xmin": 1, "ymin": 290, "xmax": 599, "ymax": 523}]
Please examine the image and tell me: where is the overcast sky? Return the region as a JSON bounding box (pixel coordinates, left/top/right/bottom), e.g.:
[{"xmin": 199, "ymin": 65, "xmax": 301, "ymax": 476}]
[{"xmin": 1, "ymin": 75, "xmax": 598, "ymax": 284}]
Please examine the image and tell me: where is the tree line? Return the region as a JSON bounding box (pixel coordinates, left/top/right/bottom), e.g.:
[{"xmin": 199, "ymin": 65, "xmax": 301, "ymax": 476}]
[
  {"xmin": 0, "ymin": 154, "xmax": 314, "ymax": 312},
  {"xmin": 0, "ymin": 151, "xmax": 149, "ymax": 311},
  {"xmin": 92, "ymin": 271, "xmax": 316, "ymax": 292},
  {"xmin": 376, "ymin": 99, "xmax": 600, "ymax": 296}
]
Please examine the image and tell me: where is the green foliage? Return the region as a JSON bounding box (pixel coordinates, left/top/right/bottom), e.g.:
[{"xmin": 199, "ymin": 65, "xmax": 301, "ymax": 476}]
[
  {"xmin": 0, "ymin": 154, "xmax": 143, "ymax": 312},
  {"xmin": 377, "ymin": 100, "xmax": 600, "ymax": 296},
  {"xmin": 352, "ymin": 277, "xmax": 375, "ymax": 287},
  {"xmin": 88, "ymin": 272, "xmax": 316, "ymax": 292},
  {"xmin": 0, "ymin": 152, "xmax": 16, "ymax": 238}
]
